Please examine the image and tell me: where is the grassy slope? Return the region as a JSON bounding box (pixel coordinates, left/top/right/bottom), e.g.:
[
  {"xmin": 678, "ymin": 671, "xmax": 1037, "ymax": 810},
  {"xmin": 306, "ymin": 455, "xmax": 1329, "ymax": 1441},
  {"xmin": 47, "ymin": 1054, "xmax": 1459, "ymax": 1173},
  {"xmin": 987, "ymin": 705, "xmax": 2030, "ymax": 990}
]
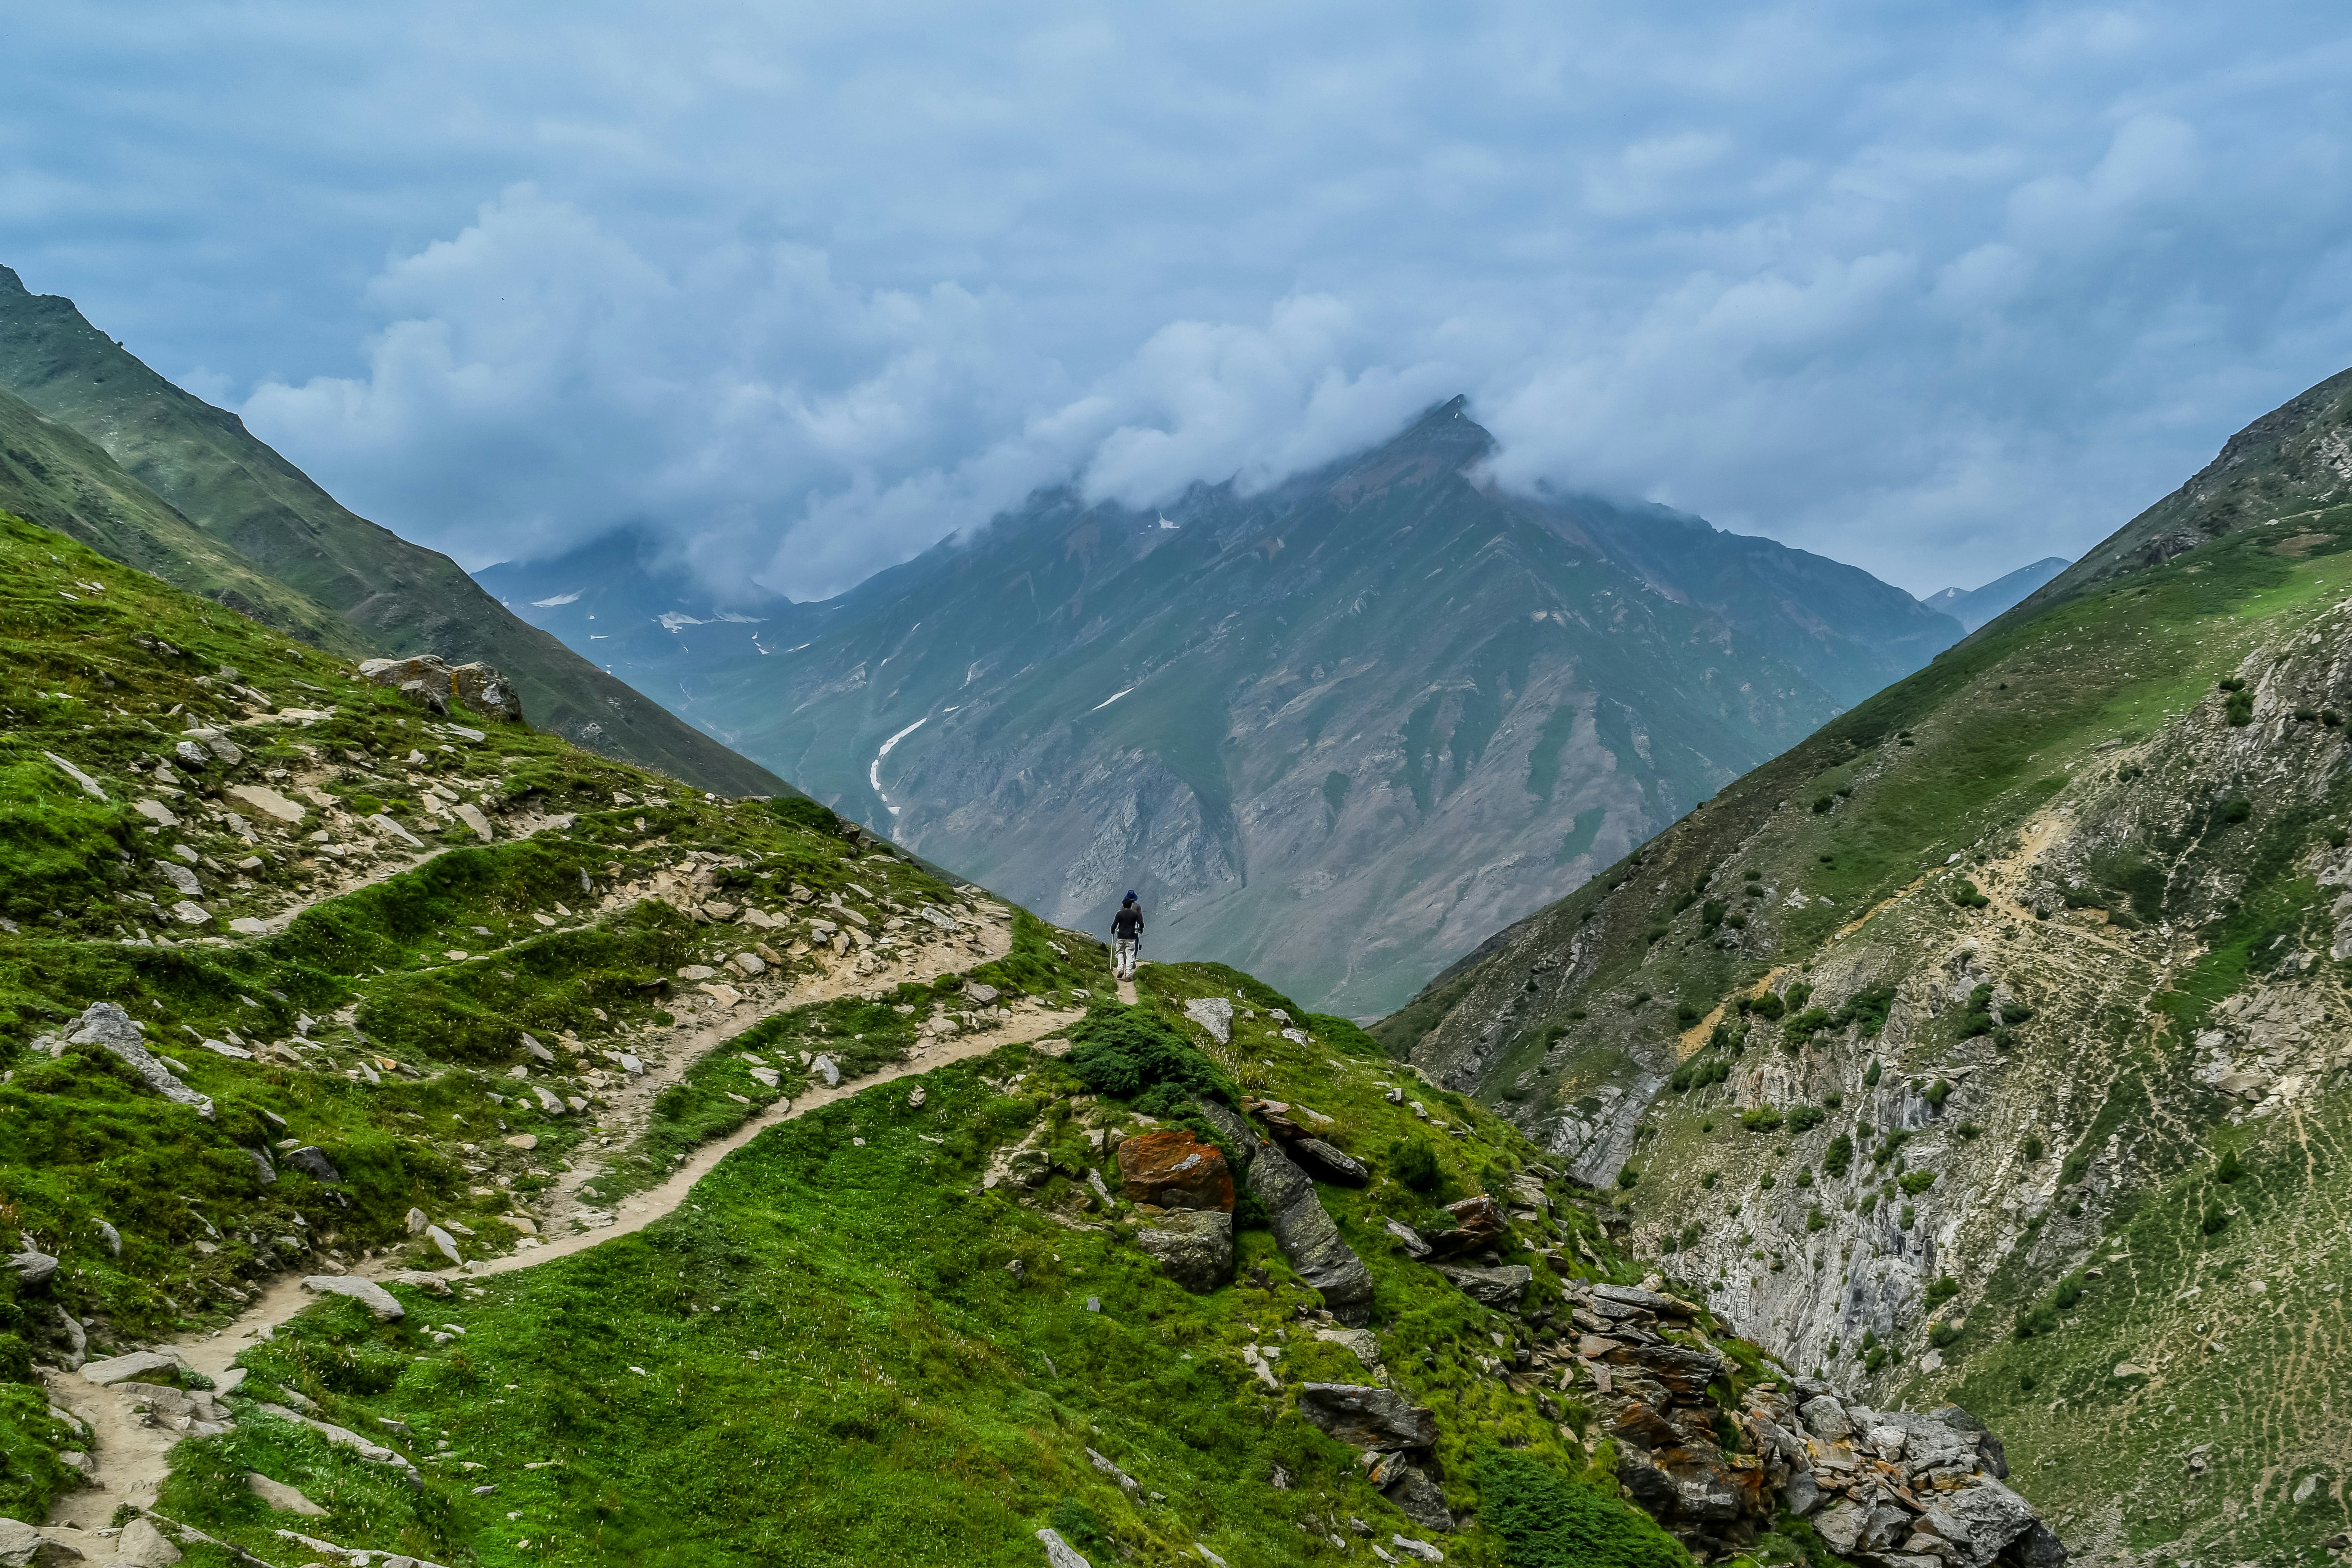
[
  {"xmin": 0, "ymin": 267, "xmax": 787, "ymax": 799},
  {"xmin": 0, "ymin": 383, "xmax": 360, "ymax": 652},
  {"xmin": 1379, "ymin": 400, "xmax": 2352, "ymax": 1554},
  {"xmin": 0, "ymin": 507, "xmax": 1000, "ymax": 1520},
  {"xmin": 144, "ymin": 960, "xmax": 1790, "ymax": 1568}
]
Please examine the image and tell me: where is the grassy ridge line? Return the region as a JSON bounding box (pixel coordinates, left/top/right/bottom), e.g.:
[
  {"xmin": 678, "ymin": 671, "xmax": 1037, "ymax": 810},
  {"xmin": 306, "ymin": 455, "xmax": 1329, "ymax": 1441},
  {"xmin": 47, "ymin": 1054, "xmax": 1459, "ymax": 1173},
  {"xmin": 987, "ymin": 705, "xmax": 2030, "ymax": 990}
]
[
  {"xmin": 140, "ymin": 956, "xmax": 1792, "ymax": 1567},
  {"xmin": 0, "ymin": 508, "xmax": 1016, "ymax": 1523}
]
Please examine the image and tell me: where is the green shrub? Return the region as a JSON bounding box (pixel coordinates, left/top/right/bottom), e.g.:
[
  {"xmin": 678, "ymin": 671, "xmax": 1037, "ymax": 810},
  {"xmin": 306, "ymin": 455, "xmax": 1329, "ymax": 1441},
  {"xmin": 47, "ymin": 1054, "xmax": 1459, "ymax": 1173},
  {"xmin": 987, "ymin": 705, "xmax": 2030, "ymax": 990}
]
[
  {"xmin": 1898, "ymin": 1203, "xmax": 1915, "ymax": 1230},
  {"xmin": 1477, "ymin": 1448, "xmax": 1692, "ymax": 1568},
  {"xmin": 1388, "ymin": 1136, "xmax": 1446, "ymax": 1193},
  {"xmin": 1805, "ymin": 1206, "xmax": 1825, "ymax": 1233},
  {"xmin": 1615, "ymin": 1165, "xmax": 1639, "ymax": 1191},
  {"xmin": 768, "ymin": 795, "xmax": 842, "ymax": 834},
  {"xmin": 1739, "ymin": 1107, "xmax": 1783, "ymax": 1134},
  {"xmin": 1049, "ymin": 1499, "xmax": 1105, "ymax": 1550},
  {"xmin": 1786, "ymin": 1105, "xmax": 1826, "ymax": 1134},
  {"xmin": 1899, "ymin": 1170, "xmax": 1938, "ymax": 1196},
  {"xmin": 1822, "ymin": 1134, "xmax": 1853, "ymax": 1177},
  {"xmin": 1949, "ymin": 879, "xmax": 1991, "ymax": 909},
  {"xmin": 1863, "ymin": 1060, "xmax": 1882, "ymax": 1087},
  {"xmin": 1065, "ymin": 1007, "xmax": 1226, "ymax": 1117},
  {"xmin": 1923, "ymin": 1078, "xmax": 1951, "ymax": 1109},
  {"xmin": 1929, "ymin": 1321, "xmax": 1961, "ymax": 1350},
  {"xmin": 1956, "ymin": 1120, "xmax": 1982, "ymax": 1139},
  {"xmin": 2219, "ymin": 798, "xmax": 2252, "ymax": 824},
  {"xmin": 2202, "ymin": 1203, "xmax": 2229, "ymax": 1235},
  {"xmin": 1926, "ymin": 1275, "xmax": 1960, "ymax": 1307},
  {"xmin": 2218, "ymin": 676, "xmax": 2247, "ymax": 692},
  {"xmin": 1675, "ymin": 1001, "xmax": 1701, "ymax": 1027},
  {"xmin": 1748, "ymin": 992, "xmax": 1785, "ymax": 1022},
  {"xmin": 2022, "ymin": 1134, "xmax": 2045, "ymax": 1163},
  {"xmin": 1700, "ymin": 900, "xmax": 1728, "ymax": 929},
  {"xmin": 2216, "ymin": 1148, "xmax": 2243, "ymax": 1183}
]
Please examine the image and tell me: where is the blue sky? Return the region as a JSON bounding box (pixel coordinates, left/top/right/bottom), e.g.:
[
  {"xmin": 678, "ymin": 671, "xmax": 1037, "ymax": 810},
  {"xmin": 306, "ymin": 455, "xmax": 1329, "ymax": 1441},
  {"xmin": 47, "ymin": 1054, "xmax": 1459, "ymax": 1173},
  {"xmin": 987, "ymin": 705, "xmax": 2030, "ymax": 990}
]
[{"xmin": 9, "ymin": 2, "xmax": 2352, "ymax": 600}]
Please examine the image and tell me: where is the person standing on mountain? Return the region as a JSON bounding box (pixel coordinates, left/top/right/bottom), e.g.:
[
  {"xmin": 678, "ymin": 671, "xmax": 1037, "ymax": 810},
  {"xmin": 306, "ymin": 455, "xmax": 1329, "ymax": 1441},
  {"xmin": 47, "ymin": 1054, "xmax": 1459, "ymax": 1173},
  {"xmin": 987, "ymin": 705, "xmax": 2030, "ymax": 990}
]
[{"xmin": 1111, "ymin": 891, "xmax": 1144, "ymax": 981}]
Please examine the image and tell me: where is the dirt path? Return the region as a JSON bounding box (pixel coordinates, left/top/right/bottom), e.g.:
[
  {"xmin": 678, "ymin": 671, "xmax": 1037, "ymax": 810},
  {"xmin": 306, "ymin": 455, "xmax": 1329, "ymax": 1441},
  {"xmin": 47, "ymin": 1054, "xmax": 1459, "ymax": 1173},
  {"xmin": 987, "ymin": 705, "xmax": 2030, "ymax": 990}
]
[{"xmin": 38, "ymin": 939, "xmax": 1076, "ymax": 1559}]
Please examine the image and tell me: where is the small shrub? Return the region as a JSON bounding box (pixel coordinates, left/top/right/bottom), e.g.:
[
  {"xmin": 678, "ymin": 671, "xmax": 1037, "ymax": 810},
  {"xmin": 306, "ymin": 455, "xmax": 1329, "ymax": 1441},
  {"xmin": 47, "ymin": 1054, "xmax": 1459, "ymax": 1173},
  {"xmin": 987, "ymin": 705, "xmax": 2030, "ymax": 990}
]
[
  {"xmin": 2022, "ymin": 1134, "xmax": 2045, "ymax": 1163},
  {"xmin": 2216, "ymin": 1148, "xmax": 2243, "ymax": 1183},
  {"xmin": 1749, "ymin": 992, "xmax": 1786, "ymax": 1022},
  {"xmin": 1864, "ymin": 1345, "xmax": 1890, "ymax": 1372},
  {"xmin": 1615, "ymin": 1165, "xmax": 1639, "ymax": 1190},
  {"xmin": 1924, "ymin": 1078, "xmax": 1952, "ymax": 1109},
  {"xmin": 2219, "ymin": 798, "xmax": 2252, "ymax": 824},
  {"xmin": 1823, "ymin": 1133, "xmax": 1853, "ymax": 1177},
  {"xmin": 1813, "ymin": 795, "xmax": 1836, "ymax": 813},
  {"xmin": 1701, "ymin": 1171, "xmax": 1720, "ymax": 1189},
  {"xmin": 1926, "ymin": 1276, "xmax": 1961, "ymax": 1307},
  {"xmin": 1675, "ymin": 1001, "xmax": 1701, "ymax": 1026},
  {"xmin": 1929, "ymin": 1321, "xmax": 1961, "ymax": 1350},
  {"xmin": 1740, "ymin": 1107, "xmax": 1784, "ymax": 1134},
  {"xmin": 1700, "ymin": 900, "xmax": 1728, "ymax": 929},
  {"xmin": 2202, "ymin": 1203, "xmax": 2230, "ymax": 1235},
  {"xmin": 1824, "ymin": 1090, "xmax": 1843, "ymax": 1109},
  {"xmin": 2218, "ymin": 676, "xmax": 2247, "ymax": 692},
  {"xmin": 1806, "ymin": 1205, "xmax": 1825, "ymax": 1232},
  {"xmin": 2051, "ymin": 1276, "xmax": 2085, "ymax": 1310},
  {"xmin": 1388, "ymin": 1137, "xmax": 1445, "ymax": 1193},
  {"xmin": 1795, "ymin": 1166, "xmax": 1814, "ymax": 1188},
  {"xmin": 1863, "ymin": 1059, "xmax": 1882, "ymax": 1087},
  {"xmin": 1898, "ymin": 1203, "xmax": 1915, "ymax": 1229},
  {"xmin": 1787, "ymin": 1104, "xmax": 1827, "ymax": 1134},
  {"xmin": 2225, "ymin": 693, "xmax": 2254, "ymax": 726},
  {"xmin": 1956, "ymin": 1120, "xmax": 1982, "ymax": 1139},
  {"xmin": 1899, "ymin": 1170, "xmax": 1938, "ymax": 1196}
]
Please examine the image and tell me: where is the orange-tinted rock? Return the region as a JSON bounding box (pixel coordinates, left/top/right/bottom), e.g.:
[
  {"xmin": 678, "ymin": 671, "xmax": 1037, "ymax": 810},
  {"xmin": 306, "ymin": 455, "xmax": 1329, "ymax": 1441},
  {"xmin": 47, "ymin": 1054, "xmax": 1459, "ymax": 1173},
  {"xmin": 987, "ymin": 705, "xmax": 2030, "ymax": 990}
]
[
  {"xmin": 1115, "ymin": 1130, "xmax": 1234, "ymax": 1211},
  {"xmin": 1427, "ymin": 1193, "xmax": 1507, "ymax": 1256}
]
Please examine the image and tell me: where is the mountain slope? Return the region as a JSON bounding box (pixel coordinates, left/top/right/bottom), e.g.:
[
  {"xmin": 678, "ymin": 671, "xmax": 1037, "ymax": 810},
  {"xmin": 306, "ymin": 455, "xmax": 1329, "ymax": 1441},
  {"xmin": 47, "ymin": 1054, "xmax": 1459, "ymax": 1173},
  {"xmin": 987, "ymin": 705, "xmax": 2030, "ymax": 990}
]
[
  {"xmin": 0, "ymin": 503, "xmax": 2067, "ymax": 1567},
  {"xmin": 0, "ymin": 265, "xmax": 787, "ymax": 798},
  {"xmin": 510, "ymin": 400, "xmax": 1960, "ymax": 1018},
  {"xmin": 1921, "ymin": 558, "xmax": 2070, "ymax": 633},
  {"xmin": 1375, "ymin": 366, "xmax": 2352, "ymax": 1560}
]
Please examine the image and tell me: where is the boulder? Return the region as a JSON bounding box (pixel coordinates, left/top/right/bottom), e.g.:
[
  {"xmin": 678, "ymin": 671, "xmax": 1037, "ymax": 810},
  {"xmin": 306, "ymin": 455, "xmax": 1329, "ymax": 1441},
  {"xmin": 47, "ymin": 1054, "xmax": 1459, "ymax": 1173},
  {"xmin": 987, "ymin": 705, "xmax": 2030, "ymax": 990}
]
[
  {"xmin": 1035, "ymin": 1529, "xmax": 1092, "ymax": 1568},
  {"xmin": 358, "ymin": 654, "xmax": 524, "ymax": 723},
  {"xmin": 1383, "ymin": 1466, "xmax": 1455, "ymax": 1533},
  {"xmin": 300, "ymin": 1275, "xmax": 405, "ymax": 1321},
  {"xmin": 282, "ymin": 1146, "xmax": 342, "ymax": 1183},
  {"xmin": 1137, "ymin": 1209, "xmax": 1234, "ymax": 1293},
  {"xmin": 1424, "ymin": 1194, "xmax": 1505, "ymax": 1257},
  {"xmin": 1193, "ymin": 1099, "xmax": 1259, "ymax": 1161},
  {"xmin": 0, "ymin": 1518, "xmax": 79, "ymax": 1567},
  {"xmin": 112, "ymin": 1518, "xmax": 180, "ymax": 1566},
  {"xmin": 1433, "ymin": 1263, "xmax": 1531, "ymax": 1309},
  {"xmin": 1116, "ymin": 1131, "xmax": 1234, "ymax": 1211},
  {"xmin": 1382, "ymin": 1219, "xmax": 1432, "ymax": 1259},
  {"xmin": 55, "ymin": 1003, "xmax": 214, "ymax": 1118},
  {"xmin": 1592, "ymin": 1282, "xmax": 1688, "ymax": 1316},
  {"xmin": 247, "ymin": 1473, "xmax": 329, "ymax": 1516},
  {"xmin": 1289, "ymin": 1137, "xmax": 1370, "ymax": 1186},
  {"xmin": 1246, "ymin": 1141, "xmax": 1375, "ymax": 1322},
  {"xmin": 82, "ymin": 1350, "xmax": 187, "ymax": 1386},
  {"xmin": 1183, "ymin": 996, "xmax": 1234, "ymax": 1043},
  {"xmin": 1297, "ymin": 1384, "xmax": 1438, "ymax": 1449},
  {"xmin": 4, "ymin": 1251, "xmax": 57, "ymax": 1287}
]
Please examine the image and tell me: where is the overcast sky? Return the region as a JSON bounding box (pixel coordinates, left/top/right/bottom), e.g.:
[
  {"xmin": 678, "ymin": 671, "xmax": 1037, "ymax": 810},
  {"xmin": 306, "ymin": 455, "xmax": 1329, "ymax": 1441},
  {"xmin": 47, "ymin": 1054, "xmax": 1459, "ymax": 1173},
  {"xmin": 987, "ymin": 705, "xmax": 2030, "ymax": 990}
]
[{"xmin": 9, "ymin": 2, "xmax": 2352, "ymax": 600}]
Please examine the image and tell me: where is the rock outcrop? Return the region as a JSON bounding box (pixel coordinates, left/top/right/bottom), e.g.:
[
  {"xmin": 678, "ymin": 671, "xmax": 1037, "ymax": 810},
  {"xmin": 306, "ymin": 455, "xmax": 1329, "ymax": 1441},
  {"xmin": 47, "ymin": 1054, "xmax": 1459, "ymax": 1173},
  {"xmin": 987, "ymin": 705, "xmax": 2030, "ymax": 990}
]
[
  {"xmin": 1135, "ymin": 1208, "xmax": 1234, "ymax": 1293},
  {"xmin": 358, "ymin": 654, "xmax": 525, "ymax": 723},
  {"xmin": 1552, "ymin": 1274, "xmax": 2061, "ymax": 1564},
  {"xmin": 1246, "ymin": 1141, "xmax": 1375, "ymax": 1323},
  {"xmin": 1115, "ymin": 1131, "xmax": 1233, "ymax": 1211},
  {"xmin": 40, "ymin": 1003, "xmax": 214, "ymax": 1119}
]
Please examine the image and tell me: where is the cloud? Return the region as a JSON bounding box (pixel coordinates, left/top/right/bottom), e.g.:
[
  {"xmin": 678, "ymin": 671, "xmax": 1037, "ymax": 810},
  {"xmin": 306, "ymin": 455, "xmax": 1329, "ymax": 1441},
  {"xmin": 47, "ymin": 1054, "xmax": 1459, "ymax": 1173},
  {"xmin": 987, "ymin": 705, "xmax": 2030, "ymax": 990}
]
[{"xmin": 9, "ymin": 2, "xmax": 2352, "ymax": 598}]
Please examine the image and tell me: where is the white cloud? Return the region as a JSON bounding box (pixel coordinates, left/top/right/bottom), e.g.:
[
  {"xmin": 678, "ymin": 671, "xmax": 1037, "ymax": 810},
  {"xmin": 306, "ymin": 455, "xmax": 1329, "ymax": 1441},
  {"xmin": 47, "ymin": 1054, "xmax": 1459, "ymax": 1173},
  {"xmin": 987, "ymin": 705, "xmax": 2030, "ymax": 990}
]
[{"xmin": 10, "ymin": 1, "xmax": 2352, "ymax": 599}]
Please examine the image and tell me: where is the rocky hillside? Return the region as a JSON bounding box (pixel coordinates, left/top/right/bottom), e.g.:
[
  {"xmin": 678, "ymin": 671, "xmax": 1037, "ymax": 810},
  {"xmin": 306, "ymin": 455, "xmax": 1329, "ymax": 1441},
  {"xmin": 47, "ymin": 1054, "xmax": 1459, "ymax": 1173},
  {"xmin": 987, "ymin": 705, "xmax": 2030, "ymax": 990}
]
[
  {"xmin": 0, "ymin": 503, "xmax": 2063, "ymax": 1566},
  {"xmin": 1377, "ymin": 368, "xmax": 2352, "ymax": 1561},
  {"xmin": 0, "ymin": 264, "xmax": 787, "ymax": 798},
  {"xmin": 494, "ymin": 399, "xmax": 1961, "ymax": 1018}
]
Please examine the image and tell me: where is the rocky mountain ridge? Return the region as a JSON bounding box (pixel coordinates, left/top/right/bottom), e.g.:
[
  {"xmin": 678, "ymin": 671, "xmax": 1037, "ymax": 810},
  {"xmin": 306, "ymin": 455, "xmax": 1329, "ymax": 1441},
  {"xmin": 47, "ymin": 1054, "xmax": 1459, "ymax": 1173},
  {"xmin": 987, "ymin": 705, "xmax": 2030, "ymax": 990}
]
[
  {"xmin": 1376, "ymin": 365, "xmax": 2352, "ymax": 1561},
  {"xmin": 0, "ymin": 264, "xmax": 787, "ymax": 798},
  {"xmin": 502, "ymin": 399, "xmax": 1964, "ymax": 1018}
]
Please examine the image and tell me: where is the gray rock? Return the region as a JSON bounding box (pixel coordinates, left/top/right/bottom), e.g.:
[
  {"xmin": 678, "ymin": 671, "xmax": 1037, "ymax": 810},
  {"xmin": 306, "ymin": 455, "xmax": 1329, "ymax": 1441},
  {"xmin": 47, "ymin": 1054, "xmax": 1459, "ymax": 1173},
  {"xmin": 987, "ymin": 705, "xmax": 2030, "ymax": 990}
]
[
  {"xmin": 1193, "ymin": 1099, "xmax": 1259, "ymax": 1162},
  {"xmin": 1289, "ymin": 1137, "xmax": 1370, "ymax": 1186},
  {"xmin": 1246, "ymin": 1142, "xmax": 1374, "ymax": 1323},
  {"xmin": 247, "ymin": 1148, "xmax": 277, "ymax": 1185},
  {"xmin": 112, "ymin": 1519, "xmax": 180, "ymax": 1566},
  {"xmin": 256, "ymin": 1404, "xmax": 413, "ymax": 1470},
  {"xmin": 1383, "ymin": 1466, "xmax": 1455, "ymax": 1532},
  {"xmin": 426, "ymin": 1226, "xmax": 462, "ymax": 1267},
  {"xmin": 248, "ymin": 1473, "xmax": 329, "ymax": 1515},
  {"xmin": 1433, "ymin": 1263, "xmax": 1532, "ymax": 1309},
  {"xmin": 1035, "ymin": 1527, "xmax": 1092, "ymax": 1568},
  {"xmin": 1382, "ymin": 1219, "xmax": 1432, "ymax": 1259},
  {"xmin": 94, "ymin": 1220, "xmax": 120, "ymax": 1257},
  {"xmin": 300, "ymin": 1275, "xmax": 405, "ymax": 1321},
  {"xmin": 1779, "ymin": 1471, "xmax": 1824, "ymax": 1517},
  {"xmin": 282, "ymin": 1146, "xmax": 342, "ymax": 1183},
  {"xmin": 154, "ymin": 860, "xmax": 201, "ymax": 897},
  {"xmin": 1296, "ymin": 1384, "xmax": 1438, "ymax": 1449},
  {"xmin": 967, "ymin": 983, "xmax": 1001, "ymax": 1005},
  {"xmin": 1799, "ymin": 1394, "xmax": 1852, "ymax": 1441},
  {"xmin": 4, "ymin": 1251, "xmax": 57, "ymax": 1287},
  {"xmin": 1183, "ymin": 996, "xmax": 1234, "ymax": 1043},
  {"xmin": 1086, "ymin": 1447, "xmax": 1142, "ymax": 1498},
  {"xmin": 0, "ymin": 1516, "xmax": 81, "ymax": 1565},
  {"xmin": 1939, "ymin": 1474, "xmax": 2046, "ymax": 1563},
  {"xmin": 1592, "ymin": 1282, "xmax": 1683, "ymax": 1315},
  {"xmin": 57, "ymin": 1003, "xmax": 214, "ymax": 1118},
  {"xmin": 173, "ymin": 740, "xmax": 211, "ymax": 771},
  {"xmin": 82, "ymin": 1350, "xmax": 187, "ymax": 1386},
  {"xmin": 813, "ymin": 1054, "xmax": 841, "ymax": 1087},
  {"xmin": 1137, "ymin": 1209, "xmax": 1234, "ymax": 1294}
]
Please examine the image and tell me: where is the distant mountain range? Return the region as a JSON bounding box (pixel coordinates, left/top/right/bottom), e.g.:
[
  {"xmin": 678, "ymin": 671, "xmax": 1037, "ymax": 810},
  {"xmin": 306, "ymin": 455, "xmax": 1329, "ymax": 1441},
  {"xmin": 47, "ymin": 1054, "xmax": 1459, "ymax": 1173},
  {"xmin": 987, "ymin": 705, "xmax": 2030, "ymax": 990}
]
[
  {"xmin": 1919, "ymin": 554, "xmax": 2070, "ymax": 631},
  {"xmin": 485, "ymin": 399, "xmax": 1995, "ymax": 1014},
  {"xmin": 0, "ymin": 266, "xmax": 787, "ymax": 798}
]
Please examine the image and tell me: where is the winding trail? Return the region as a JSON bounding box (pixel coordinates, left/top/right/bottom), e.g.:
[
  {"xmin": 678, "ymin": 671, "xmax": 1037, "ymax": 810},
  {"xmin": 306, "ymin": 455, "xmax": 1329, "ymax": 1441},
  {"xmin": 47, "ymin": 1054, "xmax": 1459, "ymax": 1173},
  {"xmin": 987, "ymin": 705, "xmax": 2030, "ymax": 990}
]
[{"xmin": 39, "ymin": 948, "xmax": 1082, "ymax": 1563}]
